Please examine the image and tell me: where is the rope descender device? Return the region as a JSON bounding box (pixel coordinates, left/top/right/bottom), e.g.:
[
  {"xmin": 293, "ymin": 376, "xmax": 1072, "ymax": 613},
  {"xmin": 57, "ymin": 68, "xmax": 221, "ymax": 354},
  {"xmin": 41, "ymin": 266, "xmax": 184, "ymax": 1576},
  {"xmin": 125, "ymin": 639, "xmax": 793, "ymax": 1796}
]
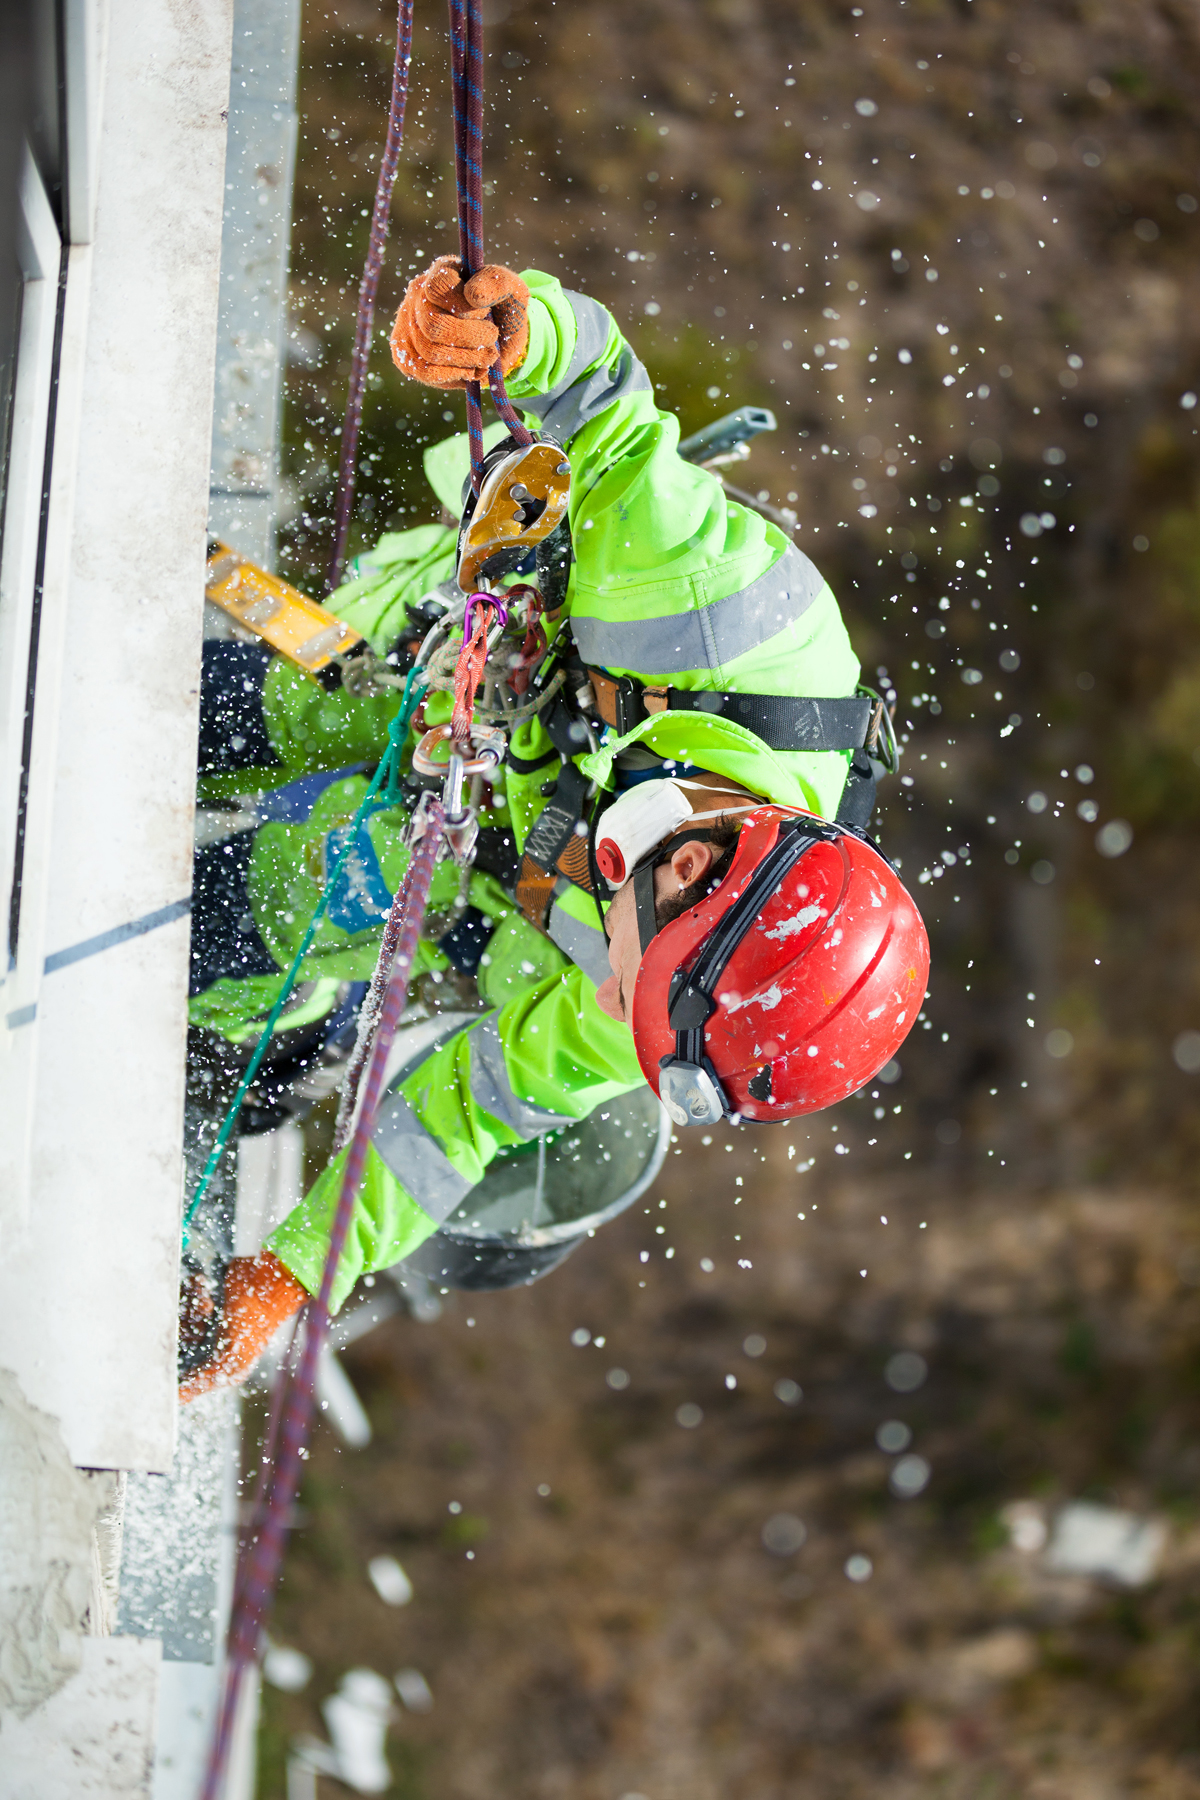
[{"xmin": 455, "ymin": 436, "xmax": 571, "ymax": 592}]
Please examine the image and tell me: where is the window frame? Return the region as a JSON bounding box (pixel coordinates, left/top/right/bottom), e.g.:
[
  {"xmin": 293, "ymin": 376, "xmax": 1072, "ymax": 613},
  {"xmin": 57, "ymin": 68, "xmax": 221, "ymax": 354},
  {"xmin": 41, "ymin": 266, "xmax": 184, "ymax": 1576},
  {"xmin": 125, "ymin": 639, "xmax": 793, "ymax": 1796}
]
[{"xmin": 0, "ymin": 148, "xmax": 63, "ymax": 994}]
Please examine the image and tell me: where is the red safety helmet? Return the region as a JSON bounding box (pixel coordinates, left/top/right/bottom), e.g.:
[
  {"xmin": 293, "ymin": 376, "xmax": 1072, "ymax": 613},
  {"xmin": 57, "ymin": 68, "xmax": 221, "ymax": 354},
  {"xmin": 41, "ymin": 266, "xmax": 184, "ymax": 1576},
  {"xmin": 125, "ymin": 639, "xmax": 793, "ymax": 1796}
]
[{"xmin": 630, "ymin": 805, "xmax": 930, "ymax": 1126}]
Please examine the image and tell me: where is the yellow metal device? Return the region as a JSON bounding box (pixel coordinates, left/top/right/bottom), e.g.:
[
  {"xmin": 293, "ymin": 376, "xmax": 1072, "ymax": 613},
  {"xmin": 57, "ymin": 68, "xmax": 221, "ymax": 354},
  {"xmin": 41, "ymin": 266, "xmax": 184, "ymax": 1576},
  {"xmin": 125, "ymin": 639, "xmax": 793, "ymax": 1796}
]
[
  {"xmin": 456, "ymin": 441, "xmax": 571, "ymax": 593},
  {"xmin": 205, "ymin": 542, "xmax": 363, "ymax": 681}
]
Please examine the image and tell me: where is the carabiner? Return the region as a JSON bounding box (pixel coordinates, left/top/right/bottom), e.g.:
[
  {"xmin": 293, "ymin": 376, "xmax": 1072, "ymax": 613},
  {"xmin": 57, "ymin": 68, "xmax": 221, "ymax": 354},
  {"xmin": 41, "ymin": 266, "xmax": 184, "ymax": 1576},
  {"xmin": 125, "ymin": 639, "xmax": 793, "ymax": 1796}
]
[{"xmin": 410, "ymin": 722, "xmax": 506, "ymax": 779}]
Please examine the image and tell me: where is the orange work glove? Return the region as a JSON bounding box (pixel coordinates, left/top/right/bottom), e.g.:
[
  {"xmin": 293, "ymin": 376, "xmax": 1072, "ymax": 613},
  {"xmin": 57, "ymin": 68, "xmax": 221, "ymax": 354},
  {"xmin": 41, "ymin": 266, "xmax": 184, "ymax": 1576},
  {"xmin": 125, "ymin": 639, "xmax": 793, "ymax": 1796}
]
[
  {"xmin": 178, "ymin": 1249, "xmax": 309, "ymax": 1402},
  {"xmin": 390, "ymin": 253, "xmax": 530, "ymax": 390}
]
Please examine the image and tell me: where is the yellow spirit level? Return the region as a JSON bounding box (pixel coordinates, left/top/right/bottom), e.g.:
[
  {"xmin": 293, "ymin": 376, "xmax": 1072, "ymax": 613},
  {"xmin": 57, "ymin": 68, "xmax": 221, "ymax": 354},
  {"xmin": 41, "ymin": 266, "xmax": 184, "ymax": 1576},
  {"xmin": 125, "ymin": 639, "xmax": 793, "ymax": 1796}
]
[{"xmin": 205, "ymin": 543, "xmax": 364, "ymax": 682}]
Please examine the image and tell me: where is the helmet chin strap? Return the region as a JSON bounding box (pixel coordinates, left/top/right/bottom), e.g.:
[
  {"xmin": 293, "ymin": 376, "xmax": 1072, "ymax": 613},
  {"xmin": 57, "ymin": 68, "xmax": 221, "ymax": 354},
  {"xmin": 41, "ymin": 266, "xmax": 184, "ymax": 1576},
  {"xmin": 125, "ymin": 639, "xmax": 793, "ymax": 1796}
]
[
  {"xmin": 632, "ymin": 859, "xmax": 659, "ymax": 956},
  {"xmin": 630, "ymin": 825, "xmax": 723, "ymax": 957}
]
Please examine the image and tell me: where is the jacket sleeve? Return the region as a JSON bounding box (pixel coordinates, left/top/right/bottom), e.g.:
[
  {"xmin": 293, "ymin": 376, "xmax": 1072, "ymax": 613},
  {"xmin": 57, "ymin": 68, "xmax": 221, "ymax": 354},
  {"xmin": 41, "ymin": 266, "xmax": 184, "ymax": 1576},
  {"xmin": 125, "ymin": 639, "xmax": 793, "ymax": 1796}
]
[
  {"xmin": 505, "ymin": 271, "xmax": 861, "ymax": 821},
  {"xmin": 257, "ymin": 524, "xmax": 458, "ymax": 773},
  {"xmin": 506, "ymin": 270, "xmax": 786, "ymax": 611},
  {"xmin": 266, "ymin": 967, "xmax": 643, "ymax": 1309}
]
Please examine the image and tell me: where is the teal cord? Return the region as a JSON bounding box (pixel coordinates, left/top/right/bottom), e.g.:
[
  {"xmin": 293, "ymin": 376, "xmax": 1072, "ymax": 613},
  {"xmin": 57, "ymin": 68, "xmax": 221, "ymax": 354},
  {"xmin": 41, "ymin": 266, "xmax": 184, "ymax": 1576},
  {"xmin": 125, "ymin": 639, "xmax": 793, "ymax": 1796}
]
[{"xmin": 181, "ymin": 670, "xmax": 427, "ymax": 1248}]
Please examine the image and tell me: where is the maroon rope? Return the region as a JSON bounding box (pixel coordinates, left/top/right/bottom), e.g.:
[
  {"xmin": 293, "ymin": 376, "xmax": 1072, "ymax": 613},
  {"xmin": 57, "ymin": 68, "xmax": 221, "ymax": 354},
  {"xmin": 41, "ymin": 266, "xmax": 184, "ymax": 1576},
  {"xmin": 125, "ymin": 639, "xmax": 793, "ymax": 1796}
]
[
  {"xmin": 448, "ymin": 0, "xmax": 532, "ymax": 491},
  {"xmin": 199, "ymin": 808, "xmax": 445, "ymax": 1800},
  {"xmin": 489, "ymin": 361, "xmax": 536, "ymax": 438},
  {"xmin": 198, "ymin": 3, "xmax": 545, "ymax": 1787},
  {"xmin": 331, "ymin": 851, "xmax": 422, "ymax": 1153},
  {"xmin": 449, "ymin": 0, "xmax": 485, "ymax": 489},
  {"xmin": 226, "ymin": 1311, "xmax": 302, "ymax": 1628},
  {"xmin": 326, "ymin": 0, "xmax": 415, "ymax": 595}
]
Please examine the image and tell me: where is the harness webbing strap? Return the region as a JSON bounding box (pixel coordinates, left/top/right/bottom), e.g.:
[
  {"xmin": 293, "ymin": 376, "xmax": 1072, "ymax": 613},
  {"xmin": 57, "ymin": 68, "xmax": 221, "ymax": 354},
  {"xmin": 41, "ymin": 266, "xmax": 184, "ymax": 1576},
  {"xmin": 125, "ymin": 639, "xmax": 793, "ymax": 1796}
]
[
  {"xmin": 514, "ymin": 857, "xmax": 559, "ymax": 931},
  {"xmin": 585, "ymin": 667, "xmax": 876, "ymax": 753},
  {"xmin": 663, "ymin": 690, "xmax": 873, "ymax": 750},
  {"xmin": 515, "ymin": 760, "xmax": 594, "ymax": 928},
  {"xmin": 835, "ymin": 747, "xmax": 878, "ymax": 830},
  {"xmin": 520, "ymin": 761, "xmax": 591, "ymax": 872},
  {"xmin": 506, "ymin": 742, "xmax": 560, "ymax": 776}
]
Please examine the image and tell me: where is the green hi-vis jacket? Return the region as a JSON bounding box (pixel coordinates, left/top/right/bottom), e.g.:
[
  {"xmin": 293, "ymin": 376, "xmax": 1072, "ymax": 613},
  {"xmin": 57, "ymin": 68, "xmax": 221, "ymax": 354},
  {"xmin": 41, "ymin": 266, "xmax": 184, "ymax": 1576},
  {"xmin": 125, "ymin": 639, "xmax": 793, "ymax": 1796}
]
[{"xmin": 200, "ymin": 270, "xmax": 861, "ymax": 1307}]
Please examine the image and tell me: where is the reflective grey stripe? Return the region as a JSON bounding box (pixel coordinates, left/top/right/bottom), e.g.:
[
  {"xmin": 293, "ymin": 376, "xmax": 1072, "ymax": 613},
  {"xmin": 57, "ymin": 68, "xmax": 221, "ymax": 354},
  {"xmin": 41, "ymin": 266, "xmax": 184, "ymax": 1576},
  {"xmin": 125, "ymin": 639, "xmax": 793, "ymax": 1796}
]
[
  {"xmin": 570, "ymin": 541, "xmax": 824, "ymax": 677},
  {"xmin": 565, "ymin": 291, "xmax": 615, "ymax": 370},
  {"xmin": 372, "ymin": 1091, "xmax": 474, "ymax": 1226},
  {"xmin": 468, "ymin": 1015, "xmax": 575, "ymax": 1140},
  {"xmin": 376, "ymin": 1009, "xmax": 479, "ymax": 1099},
  {"xmin": 524, "ymin": 341, "xmax": 652, "ymax": 446},
  {"xmin": 547, "ymin": 900, "xmax": 612, "ymax": 989},
  {"xmin": 519, "ymin": 292, "xmax": 613, "ymax": 419}
]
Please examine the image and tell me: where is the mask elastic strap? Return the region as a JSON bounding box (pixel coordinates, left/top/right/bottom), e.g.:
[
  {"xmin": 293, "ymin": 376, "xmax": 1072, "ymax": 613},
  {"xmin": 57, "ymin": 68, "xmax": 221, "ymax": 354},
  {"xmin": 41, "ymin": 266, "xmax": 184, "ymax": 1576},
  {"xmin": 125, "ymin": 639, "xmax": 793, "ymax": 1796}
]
[{"xmin": 586, "ymin": 798, "xmax": 611, "ymax": 941}]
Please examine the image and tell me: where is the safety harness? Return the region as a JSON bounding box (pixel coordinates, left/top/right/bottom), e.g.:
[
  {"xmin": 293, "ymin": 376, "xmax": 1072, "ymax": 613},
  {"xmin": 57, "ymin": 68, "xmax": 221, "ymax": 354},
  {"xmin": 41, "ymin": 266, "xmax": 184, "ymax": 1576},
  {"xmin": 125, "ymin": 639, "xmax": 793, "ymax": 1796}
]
[{"xmin": 508, "ymin": 628, "xmax": 897, "ymax": 935}]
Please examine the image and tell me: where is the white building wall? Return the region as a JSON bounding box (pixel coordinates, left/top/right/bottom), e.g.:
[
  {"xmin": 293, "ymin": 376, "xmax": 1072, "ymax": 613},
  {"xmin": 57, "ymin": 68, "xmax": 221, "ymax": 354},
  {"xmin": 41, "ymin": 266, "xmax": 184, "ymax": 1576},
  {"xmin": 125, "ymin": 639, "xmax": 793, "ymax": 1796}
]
[
  {"xmin": 0, "ymin": 1638, "xmax": 162, "ymax": 1798},
  {"xmin": 0, "ymin": 0, "xmax": 234, "ymax": 1473},
  {"xmin": 1, "ymin": 0, "xmax": 236, "ymax": 1791}
]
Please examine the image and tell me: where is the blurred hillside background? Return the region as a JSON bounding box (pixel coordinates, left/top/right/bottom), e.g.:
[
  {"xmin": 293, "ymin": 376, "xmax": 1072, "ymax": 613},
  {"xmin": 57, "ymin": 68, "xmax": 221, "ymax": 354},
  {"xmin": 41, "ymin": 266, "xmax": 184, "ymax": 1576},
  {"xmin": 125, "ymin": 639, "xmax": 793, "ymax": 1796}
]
[{"xmin": 257, "ymin": 1, "xmax": 1200, "ymax": 1794}]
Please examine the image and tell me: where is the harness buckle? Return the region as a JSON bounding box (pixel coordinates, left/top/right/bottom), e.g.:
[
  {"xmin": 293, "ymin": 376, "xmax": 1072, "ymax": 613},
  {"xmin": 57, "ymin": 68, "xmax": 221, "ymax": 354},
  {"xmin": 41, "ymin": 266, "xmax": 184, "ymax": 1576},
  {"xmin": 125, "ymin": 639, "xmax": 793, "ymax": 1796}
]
[
  {"xmin": 585, "ymin": 671, "xmax": 652, "ymax": 735},
  {"xmin": 865, "ymin": 696, "xmax": 900, "ymax": 775}
]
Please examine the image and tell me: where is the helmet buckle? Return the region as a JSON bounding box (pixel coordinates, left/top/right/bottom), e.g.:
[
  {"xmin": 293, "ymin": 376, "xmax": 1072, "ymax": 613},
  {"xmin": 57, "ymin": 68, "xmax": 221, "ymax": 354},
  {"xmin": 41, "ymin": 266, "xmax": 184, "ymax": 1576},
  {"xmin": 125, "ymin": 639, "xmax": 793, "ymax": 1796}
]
[
  {"xmin": 864, "ymin": 693, "xmax": 899, "ymax": 774},
  {"xmin": 658, "ymin": 1058, "xmax": 727, "ymax": 1128}
]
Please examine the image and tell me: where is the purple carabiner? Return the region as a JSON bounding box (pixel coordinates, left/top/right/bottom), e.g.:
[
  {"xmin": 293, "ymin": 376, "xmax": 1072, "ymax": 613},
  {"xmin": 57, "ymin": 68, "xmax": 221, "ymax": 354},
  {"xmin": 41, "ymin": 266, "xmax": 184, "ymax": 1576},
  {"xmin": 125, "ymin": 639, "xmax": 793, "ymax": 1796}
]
[{"xmin": 463, "ymin": 590, "xmax": 509, "ymax": 640}]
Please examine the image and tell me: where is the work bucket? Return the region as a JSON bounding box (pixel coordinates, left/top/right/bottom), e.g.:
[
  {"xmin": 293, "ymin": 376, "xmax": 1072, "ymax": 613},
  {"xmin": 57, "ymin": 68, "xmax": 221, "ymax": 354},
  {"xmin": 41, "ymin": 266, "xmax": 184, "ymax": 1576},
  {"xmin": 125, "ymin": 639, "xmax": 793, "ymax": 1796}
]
[{"xmin": 379, "ymin": 1011, "xmax": 670, "ymax": 1291}]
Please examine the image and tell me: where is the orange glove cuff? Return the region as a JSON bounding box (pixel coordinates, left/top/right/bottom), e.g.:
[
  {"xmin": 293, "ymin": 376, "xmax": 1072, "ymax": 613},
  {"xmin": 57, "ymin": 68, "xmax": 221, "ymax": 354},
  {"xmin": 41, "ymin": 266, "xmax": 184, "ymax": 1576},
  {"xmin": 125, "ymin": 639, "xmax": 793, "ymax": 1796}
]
[
  {"xmin": 179, "ymin": 1250, "xmax": 309, "ymax": 1402},
  {"xmin": 391, "ymin": 256, "xmax": 530, "ymax": 388}
]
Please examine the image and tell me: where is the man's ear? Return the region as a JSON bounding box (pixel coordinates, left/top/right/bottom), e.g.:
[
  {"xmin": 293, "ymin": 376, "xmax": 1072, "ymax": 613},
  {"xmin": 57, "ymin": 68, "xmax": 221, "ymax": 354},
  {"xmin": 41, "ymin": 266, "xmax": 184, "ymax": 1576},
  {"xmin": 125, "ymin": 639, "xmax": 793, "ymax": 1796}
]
[{"xmin": 667, "ymin": 838, "xmax": 716, "ymax": 890}]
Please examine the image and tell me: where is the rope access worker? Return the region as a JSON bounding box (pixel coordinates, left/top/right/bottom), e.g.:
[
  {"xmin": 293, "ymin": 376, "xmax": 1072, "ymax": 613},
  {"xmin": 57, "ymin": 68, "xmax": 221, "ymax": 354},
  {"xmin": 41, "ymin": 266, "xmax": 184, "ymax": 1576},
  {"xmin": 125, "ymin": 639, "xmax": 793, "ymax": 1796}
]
[{"xmin": 181, "ymin": 257, "xmax": 929, "ymax": 1399}]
